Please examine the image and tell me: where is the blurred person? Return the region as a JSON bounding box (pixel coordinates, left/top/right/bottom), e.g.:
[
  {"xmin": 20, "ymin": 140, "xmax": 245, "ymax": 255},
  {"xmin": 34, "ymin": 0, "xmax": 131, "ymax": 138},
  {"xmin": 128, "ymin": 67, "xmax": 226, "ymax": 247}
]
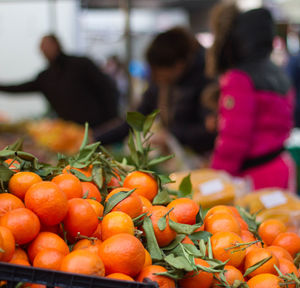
[
  {"xmin": 286, "ymin": 35, "xmax": 300, "ymax": 127},
  {"xmin": 207, "ymin": 4, "xmax": 296, "ymax": 191},
  {"xmin": 0, "ymin": 34, "xmax": 119, "ymax": 128},
  {"xmin": 103, "ymin": 55, "xmax": 128, "ymax": 115},
  {"xmin": 95, "ymin": 27, "xmax": 216, "ymax": 155}
]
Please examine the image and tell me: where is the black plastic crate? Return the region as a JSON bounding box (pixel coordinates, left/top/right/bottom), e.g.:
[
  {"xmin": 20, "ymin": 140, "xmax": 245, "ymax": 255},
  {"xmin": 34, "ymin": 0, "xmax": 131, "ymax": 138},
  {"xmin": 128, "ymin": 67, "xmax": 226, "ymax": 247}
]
[{"xmin": 0, "ymin": 262, "xmax": 158, "ymax": 288}]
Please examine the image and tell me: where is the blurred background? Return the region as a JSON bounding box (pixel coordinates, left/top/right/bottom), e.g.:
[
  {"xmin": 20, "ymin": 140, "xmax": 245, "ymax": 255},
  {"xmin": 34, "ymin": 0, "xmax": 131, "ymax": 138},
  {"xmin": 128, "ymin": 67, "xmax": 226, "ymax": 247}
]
[{"xmin": 1, "ymin": 0, "xmax": 300, "ymax": 121}]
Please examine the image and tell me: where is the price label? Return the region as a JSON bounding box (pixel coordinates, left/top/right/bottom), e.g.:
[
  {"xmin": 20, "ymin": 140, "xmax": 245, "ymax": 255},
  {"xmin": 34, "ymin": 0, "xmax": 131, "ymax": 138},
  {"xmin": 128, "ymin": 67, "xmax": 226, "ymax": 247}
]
[
  {"xmin": 199, "ymin": 179, "xmax": 224, "ymax": 196},
  {"xmin": 259, "ymin": 191, "xmax": 287, "ymax": 209}
]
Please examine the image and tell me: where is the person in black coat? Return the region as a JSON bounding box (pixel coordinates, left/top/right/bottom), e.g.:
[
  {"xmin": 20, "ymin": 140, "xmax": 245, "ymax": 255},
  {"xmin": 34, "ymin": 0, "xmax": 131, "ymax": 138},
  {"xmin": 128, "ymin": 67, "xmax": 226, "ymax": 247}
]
[
  {"xmin": 95, "ymin": 27, "xmax": 216, "ymax": 154},
  {"xmin": 0, "ymin": 34, "xmax": 119, "ymax": 128}
]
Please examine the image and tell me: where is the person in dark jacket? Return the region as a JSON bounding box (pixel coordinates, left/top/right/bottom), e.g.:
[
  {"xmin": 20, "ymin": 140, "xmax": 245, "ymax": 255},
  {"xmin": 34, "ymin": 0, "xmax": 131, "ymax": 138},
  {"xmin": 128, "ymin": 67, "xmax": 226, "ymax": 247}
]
[
  {"xmin": 95, "ymin": 27, "xmax": 216, "ymax": 154},
  {"xmin": 0, "ymin": 34, "xmax": 119, "ymax": 128}
]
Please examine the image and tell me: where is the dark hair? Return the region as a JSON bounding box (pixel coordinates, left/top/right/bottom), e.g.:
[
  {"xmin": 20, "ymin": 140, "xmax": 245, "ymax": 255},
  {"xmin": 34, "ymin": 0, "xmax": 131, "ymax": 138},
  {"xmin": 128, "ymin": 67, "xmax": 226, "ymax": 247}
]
[
  {"xmin": 146, "ymin": 27, "xmax": 199, "ymax": 67},
  {"xmin": 206, "ymin": 4, "xmax": 274, "ymax": 77}
]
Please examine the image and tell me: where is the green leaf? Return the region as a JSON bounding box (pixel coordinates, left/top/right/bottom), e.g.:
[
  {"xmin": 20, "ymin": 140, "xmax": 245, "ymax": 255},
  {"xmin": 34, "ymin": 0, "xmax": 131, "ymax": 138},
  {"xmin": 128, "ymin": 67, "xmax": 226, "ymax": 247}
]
[
  {"xmin": 207, "ymin": 237, "xmax": 213, "ymax": 259},
  {"xmin": 154, "ymin": 270, "xmax": 186, "ymax": 280},
  {"xmin": 127, "ymin": 112, "xmax": 146, "ymax": 131},
  {"xmin": 92, "ymin": 165, "xmax": 104, "ymax": 189},
  {"xmin": 182, "ymin": 243, "xmax": 202, "ymax": 258},
  {"xmin": 199, "ymin": 239, "xmax": 206, "ymax": 257},
  {"xmin": 79, "ymin": 122, "xmax": 89, "ymax": 150},
  {"xmin": 6, "ymin": 138, "xmax": 23, "ymax": 151},
  {"xmin": 189, "ymin": 231, "xmax": 212, "ymax": 242},
  {"xmin": 142, "ymin": 216, "xmax": 164, "ymax": 261},
  {"xmin": 195, "ymin": 206, "xmax": 204, "ymax": 226},
  {"xmin": 70, "ymin": 169, "xmax": 92, "ymax": 182},
  {"xmin": 157, "ymin": 174, "xmax": 175, "ymax": 185},
  {"xmin": 128, "ymin": 130, "xmax": 139, "ymax": 166},
  {"xmin": 152, "ymin": 189, "xmax": 172, "ymax": 205},
  {"xmin": 169, "ymin": 219, "xmax": 202, "ymax": 235},
  {"xmin": 157, "ymin": 215, "xmax": 167, "ymax": 231},
  {"xmin": 148, "ymin": 155, "xmax": 174, "ymax": 167},
  {"xmin": 294, "ymin": 252, "xmax": 300, "ymax": 268},
  {"xmin": 244, "ymin": 256, "xmax": 272, "ymax": 277},
  {"xmin": 178, "ymin": 174, "xmax": 192, "ymax": 197},
  {"xmin": 162, "ymin": 234, "xmax": 186, "ymax": 251},
  {"xmin": 143, "ymin": 109, "xmax": 159, "ymax": 137},
  {"xmin": 236, "ymin": 206, "xmax": 260, "ymax": 238},
  {"xmin": 0, "ymin": 165, "xmax": 14, "ymax": 181},
  {"xmin": 132, "ymin": 213, "xmax": 147, "ymax": 227},
  {"xmin": 104, "ymin": 189, "xmax": 135, "ymax": 215},
  {"xmin": 164, "ymin": 254, "xmax": 194, "ymax": 271},
  {"xmin": 0, "ymin": 150, "xmax": 17, "ymax": 158},
  {"xmin": 82, "ymin": 192, "xmax": 89, "ymax": 199},
  {"xmin": 75, "ymin": 142, "xmax": 100, "ymax": 165}
]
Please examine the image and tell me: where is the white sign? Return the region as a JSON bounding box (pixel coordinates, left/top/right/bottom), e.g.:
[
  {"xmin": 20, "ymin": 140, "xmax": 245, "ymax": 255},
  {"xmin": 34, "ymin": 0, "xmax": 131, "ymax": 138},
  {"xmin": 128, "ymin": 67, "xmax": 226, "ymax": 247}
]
[
  {"xmin": 259, "ymin": 191, "xmax": 287, "ymax": 209},
  {"xmin": 199, "ymin": 179, "xmax": 224, "ymax": 196}
]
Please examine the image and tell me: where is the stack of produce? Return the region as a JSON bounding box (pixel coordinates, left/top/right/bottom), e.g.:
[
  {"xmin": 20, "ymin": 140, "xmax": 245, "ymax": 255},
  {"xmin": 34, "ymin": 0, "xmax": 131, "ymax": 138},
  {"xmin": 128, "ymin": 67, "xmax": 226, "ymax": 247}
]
[{"xmin": 0, "ymin": 111, "xmax": 299, "ymax": 288}]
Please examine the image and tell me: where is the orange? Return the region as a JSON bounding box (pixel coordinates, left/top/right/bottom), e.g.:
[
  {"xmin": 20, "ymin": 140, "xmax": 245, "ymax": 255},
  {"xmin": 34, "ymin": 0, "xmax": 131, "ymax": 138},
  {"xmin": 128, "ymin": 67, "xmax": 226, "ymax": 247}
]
[
  {"xmin": 73, "ymin": 239, "xmax": 102, "ymax": 257},
  {"xmin": 272, "ymin": 232, "xmax": 300, "ymax": 257},
  {"xmin": 0, "ymin": 226, "xmax": 15, "ymax": 262},
  {"xmin": 0, "ymin": 208, "xmax": 40, "ymax": 245},
  {"xmin": 0, "ymin": 193, "xmax": 24, "ymax": 217},
  {"xmin": 166, "ymin": 198, "xmax": 199, "ymax": 225},
  {"xmin": 204, "ymin": 212, "xmax": 241, "ymax": 235},
  {"xmin": 8, "ymin": 171, "xmax": 42, "ymax": 200},
  {"xmin": 33, "ymin": 249, "xmax": 65, "ymax": 270},
  {"xmin": 205, "ymin": 205, "xmax": 237, "ymax": 219},
  {"xmin": 213, "ymin": 265, "xmax": 245, "ymax": 287},
  {"xmin": 40, "ymin": 223, "xmax": 60, "ymax": 234},
  {"xmin": 278, "ymin": 258, "xmax": 299, "ymax": 288},
  {"xmin": 137, "ymin": 265, "xmax": 176, "ymax": 288},
  {"xmin": 211, "ymin": 231, "xmax": 246, "ymax": 268},
  {"xmin": 81, "ymin": 182, "xmax": 102, "ymax": 202},
  {"xmin": 107, "ymin": 171, "xmax": 121, "ymax": 189},
  {"xmin": 86, "ymin": 199, "xmax": 103, "ymax": 218},
  {"xmin": 27, "ymin": 232, "xmax": 69, "ymax": 263},
  {"xmin": 52, "ymin": 173, "xmax": 82, "ymax": 200},
  {"xmin": 240, "ymin": 230, "xmax": 262, "ymax": 254},
  {"xmin": 258, "ymin": 219, "xmax": 287, "ymax": 246},
  {"xmin": 106, "ymin": 273, "xmax": 134, "ymax": 281},
  {"xmin": 10, "ymin": 258, "xmax": 31, "ymax": 266},
  {"xmin": 63, "ymin": 164, "xmax": 92, "ymax": 178},
  {"xmin": 106, "ymin": 187, "xmax": 143, "ymax": 219},
  {"xmin": 9, "ymin": 248, "xmax": 29, "ymax": 262},
  {"xmin": 63, "ymin": 198, "xmax": 98, "ymax": 238},
  {"xmin": 60, "ymin": 249, "xmax": 105, "ymax": 277},
  {"xmin": 266, "ymin": 246, "xmax": 293, "ymax": 262},
  {"xmin": 150, "ymin": 206, "xmax": 177, "ymax": 247},
  {"xmin": 99, "ymin": 233, "xmax": 145, "ymax": 277},
  {"xmin": 247, "ymin": 273, "xmax": 280, "ymax": 288},
  {"xmin": 139, "ymin": 195, "xmax": 152, "ymax": 216},
  {"xmin": 123, "ymin": 171, "xmax": 158, "ymax": 202},
  {"xmin": 144, "ymin": 249, "xmax": 152, "ymax": 268},
  {"xmin": 244, "ymin": 248, "xmax": 278, "ymax": 278},
  {"xmin": 101, "ymin": 211, "xmax": 134, "ymax": 241},
  {"xmin": 25, "ymin": 181, "xmax": 68, "ymax": 226},
  {"xmin": 182, "ymin": 236, "xmax": 194, "ymax": 245},
  {"xmin": 4, "ymin": 158, "xmax": 20, "ymax": 172},
  {"xmin": 91, "ymin": 223, "xmax": 102, "ymax": 240},
  {"xmin": 179, "ymin": 258, "xmax": 213, "ymax": 288},
  {"xmin": 0, "ymin": 233, "xmax": 3, "ymax": 261}
]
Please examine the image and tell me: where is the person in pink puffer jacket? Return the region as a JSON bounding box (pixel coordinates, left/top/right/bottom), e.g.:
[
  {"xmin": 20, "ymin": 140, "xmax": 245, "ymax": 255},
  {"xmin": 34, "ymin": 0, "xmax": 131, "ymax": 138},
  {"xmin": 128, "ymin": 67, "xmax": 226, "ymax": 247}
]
[{"xmin": 207, "ymin": 4, "xmax": 296, "ymax": 192}]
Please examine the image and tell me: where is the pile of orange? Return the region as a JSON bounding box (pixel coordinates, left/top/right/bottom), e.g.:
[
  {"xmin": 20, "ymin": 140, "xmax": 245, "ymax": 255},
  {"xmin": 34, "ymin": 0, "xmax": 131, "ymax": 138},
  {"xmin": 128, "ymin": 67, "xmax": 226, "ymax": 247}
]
[{"xmin": 0, "ymin": 161, "xmax": 300, "ymax": 288}]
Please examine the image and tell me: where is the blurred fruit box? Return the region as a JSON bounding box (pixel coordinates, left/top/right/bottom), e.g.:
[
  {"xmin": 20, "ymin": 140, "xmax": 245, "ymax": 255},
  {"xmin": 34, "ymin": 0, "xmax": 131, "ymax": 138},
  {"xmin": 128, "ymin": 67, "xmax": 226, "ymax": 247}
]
[
  {"xmin": 235, "ymin": 188, "xmax": 300, "ymax": 233},
  {"xmin": 167, "ymin": 169, "xmax": 250, "ymax": 209},
  {"xmin": 0, "ymin": 262, "xmax": 158, "ymax": 288}
]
